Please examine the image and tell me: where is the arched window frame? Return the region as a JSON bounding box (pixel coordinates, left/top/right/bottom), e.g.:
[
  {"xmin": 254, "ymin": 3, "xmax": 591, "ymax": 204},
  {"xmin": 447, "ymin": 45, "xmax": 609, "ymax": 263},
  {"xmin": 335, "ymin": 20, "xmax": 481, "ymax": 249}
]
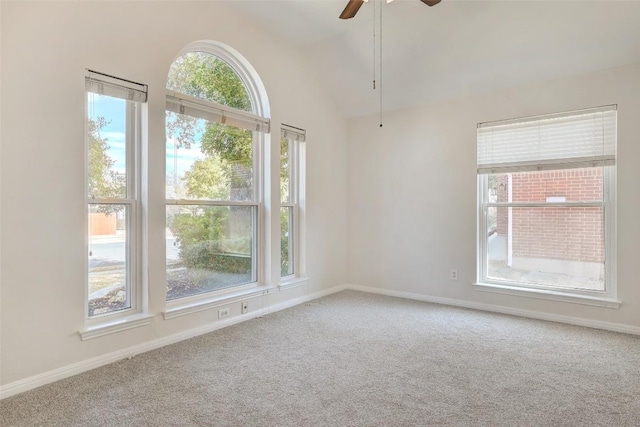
[
  {"xmin": 164, "ymin": 41, "xmax": 272, "ymax": 312},
  {"xmin": 172, "ymin": 40, "xmax": 270, "ymax": 118},
  {"xmin": 168, "ymin": 40, "xmax": 271, "ymax": 203}
]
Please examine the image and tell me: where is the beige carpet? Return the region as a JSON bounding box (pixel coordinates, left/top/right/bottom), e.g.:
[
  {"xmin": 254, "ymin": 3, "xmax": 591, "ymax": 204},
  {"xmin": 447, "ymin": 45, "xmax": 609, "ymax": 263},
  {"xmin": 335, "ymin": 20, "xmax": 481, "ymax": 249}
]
[{"xmin": 2, "ymin": 290, "xmax": 640, "ymax": 426}]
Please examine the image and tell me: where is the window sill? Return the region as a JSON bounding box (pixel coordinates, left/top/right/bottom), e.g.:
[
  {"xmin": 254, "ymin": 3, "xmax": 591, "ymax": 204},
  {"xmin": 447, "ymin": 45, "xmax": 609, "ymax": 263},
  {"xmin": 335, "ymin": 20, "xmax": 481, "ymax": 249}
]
[
  {"xmin": 163, "ymin": 284, "xmax": 276, "ymax": 320},
  {"xmin": 473, "ymin": 282, "xmax": 621, "ymax": 309},
  {"xmin": 278, "ymin": 276, "xmax": 309, "ymax": 291},
  {"xmin": 79, "ymin": 313, "xmax": 155, "ymax": 341}
]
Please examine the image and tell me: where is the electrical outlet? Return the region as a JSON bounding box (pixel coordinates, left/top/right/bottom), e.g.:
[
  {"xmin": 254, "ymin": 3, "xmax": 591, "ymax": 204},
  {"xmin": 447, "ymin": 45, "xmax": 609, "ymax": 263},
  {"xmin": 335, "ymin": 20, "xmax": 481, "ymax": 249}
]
[
  {"xmin": 450, "ymin": 269, "xmax": 458, "ymax": 281},
  {"xmin": 241, "ymin": 301, "xmax": 248, "ymax": 314},
  {"xmin": 218, "ymin": 307, "xmax": 230, "ymax": 319}
]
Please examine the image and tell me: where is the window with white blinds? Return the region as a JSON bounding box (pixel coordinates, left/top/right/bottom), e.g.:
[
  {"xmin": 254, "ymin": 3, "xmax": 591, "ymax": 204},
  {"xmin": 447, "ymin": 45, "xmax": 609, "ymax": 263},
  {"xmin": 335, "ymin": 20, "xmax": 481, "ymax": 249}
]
[
  {"xmin": 85, "ymin": 71, "xmax": 146, "ymax": 325},
  {"xmin": 166, "ymin": 90, "xmax": 270, "ymax": 133},
  {"xmin": 85, "ymin": 71, "xmax": 148, "ymax": 103},
  {"xmin": 476, "ymin": 105, "xmax": 618, "ymax": 305},
  {"xmin": 477, "ymin": 105, "xmax": 616, "ymax": 174},
  {"xmin": 281, "ymin": 126, "xmax": 306, "ymax": 143},
  {"xmin": 164, "ymin": 45, "xmax": 270, "ymax": 304}
]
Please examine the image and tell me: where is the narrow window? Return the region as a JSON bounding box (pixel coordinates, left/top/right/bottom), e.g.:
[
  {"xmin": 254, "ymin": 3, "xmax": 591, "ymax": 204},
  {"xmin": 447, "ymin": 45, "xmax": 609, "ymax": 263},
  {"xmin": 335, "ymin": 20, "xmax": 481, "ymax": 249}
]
[
  {"xmin": 86, "ymin": 71, "xmax": 146, "ymax": 318},
  {"xmin": 165, "ymin": 47, "xmax": 269, "ymax": 301},
  {"xmin": 280, "ymin": 125, "xmax": 306, "ymax": 278},
  {"xmin": 477, "ymin": 106, "xmax": 617, "ymax": 300}
]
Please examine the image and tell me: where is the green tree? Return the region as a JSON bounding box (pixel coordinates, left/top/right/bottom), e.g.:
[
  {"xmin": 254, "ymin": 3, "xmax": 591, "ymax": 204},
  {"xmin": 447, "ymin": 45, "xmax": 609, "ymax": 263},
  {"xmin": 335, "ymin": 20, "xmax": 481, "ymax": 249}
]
[
  {"xmin": 167, "ymin": 52, "xmax": 255, "ymax": 199},
  {"xmin": 167, "ymin": 52, "xmax": 251, "ymax": 110},
  {"xmin": 166, "ymin": 52, "xmax": 254, "ymax": 198},
  {"xmin": 182, "ymin": 155, "xmax": 229, "ymax": 200},
  {"xmin": 281, "ymin": 208, "xmax": 291, "ymax": 276},
  {"xmin": 166, "ymin": 52, "xmax": 252, "ymax": 156},
  {"xmin": 88, "ymin": 117, "xmax": 125, "ymax": 214},
  {"xmin": 171, "ymin": 207, "xmax": 228, "ymax": 249},
  {"xmin": 166, "ymin": 52, "xmax": 255, "ymax": 272},
  {"xmin": 280, "ymin": 137, "xmax": 290, "ymax": 202}
]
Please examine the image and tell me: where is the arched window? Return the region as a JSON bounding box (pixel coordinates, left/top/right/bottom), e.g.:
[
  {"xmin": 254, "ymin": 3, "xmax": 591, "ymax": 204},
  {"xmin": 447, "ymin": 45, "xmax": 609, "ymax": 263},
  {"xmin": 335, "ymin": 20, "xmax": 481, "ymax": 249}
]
[{"xmin": 165, "ymin": 41, "xmax": 270, "ymax": 302}]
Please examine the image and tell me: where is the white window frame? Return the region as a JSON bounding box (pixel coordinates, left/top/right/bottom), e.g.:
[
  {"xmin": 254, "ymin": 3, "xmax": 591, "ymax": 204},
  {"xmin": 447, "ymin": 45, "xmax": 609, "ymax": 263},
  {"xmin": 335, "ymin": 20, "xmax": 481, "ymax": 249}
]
[
  {"xmin": 164, "ymin": 41, "xmax": 272, "ymax": 313},
  {"xmin": 475, "ymin": 107, "xmax": 619, "ymax": 309},
  {"xmin": 83, "ymin": 72, "xmax": 150, "ymax": 337},
  {"xmin": 279, "ymin": 125, "xmax": 307, "ymax": 289}
]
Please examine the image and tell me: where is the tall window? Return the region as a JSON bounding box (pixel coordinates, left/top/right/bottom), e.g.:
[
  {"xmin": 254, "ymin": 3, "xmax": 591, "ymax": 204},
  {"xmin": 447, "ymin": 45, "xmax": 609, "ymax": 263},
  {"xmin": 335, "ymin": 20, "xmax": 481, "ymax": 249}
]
[
  {"xmin": 86, "ymin": 71, "xmax": 146, "ymax": 318},
  {"xmin": 280, "ymin": 125, "xmax": 306, "ymax": 278},
  {"xmin": 165, "ymin": 45, "xmax": 269, "ymax": 301},
  {"xmin": 477, "ymin": 106, "xmax": 617, "ymax": 301}
]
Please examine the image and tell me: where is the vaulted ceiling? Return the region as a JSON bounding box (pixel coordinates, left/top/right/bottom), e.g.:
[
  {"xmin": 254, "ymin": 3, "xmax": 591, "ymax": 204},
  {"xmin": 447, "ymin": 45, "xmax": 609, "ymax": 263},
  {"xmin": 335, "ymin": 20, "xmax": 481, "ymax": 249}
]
[{"xmin": 229, "ymin": 0, "xmax": 640, "ymax": 118}]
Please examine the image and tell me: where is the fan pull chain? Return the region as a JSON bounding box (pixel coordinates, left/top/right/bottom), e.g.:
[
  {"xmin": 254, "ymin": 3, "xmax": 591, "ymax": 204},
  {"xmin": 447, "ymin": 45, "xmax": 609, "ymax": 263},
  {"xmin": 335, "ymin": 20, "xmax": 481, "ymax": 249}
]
[
  {"xmin": 379, "ymin": 1, "xmax": 383, "ymax": 127},
  {"xmin": 373, "ymin": 0, "xmax": 376, "ymax": 90}
]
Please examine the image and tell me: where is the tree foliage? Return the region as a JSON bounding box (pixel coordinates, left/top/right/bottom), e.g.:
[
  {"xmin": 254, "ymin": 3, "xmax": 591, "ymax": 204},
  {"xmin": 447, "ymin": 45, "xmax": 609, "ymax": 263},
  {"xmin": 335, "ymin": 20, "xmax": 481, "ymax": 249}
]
[
  {"xmin": 167, "ymin": 52, "xmax": 251, "ymax": 111},
  {"xmin": 281, "ymin": 208, "xmax": 291, "ymax": 276},
  {"xmin": 280, "ymin": 138, "xmax": 290, "ymax": 202},
  {"xmin": 201, "ymin": 124, "xmax": 253, "ymax": 169},
  {"xmin": 182, "ymin": 155, "xmax": 229, "ymax": 200},
  {"xmin": 166, "ymin": 51, "xmax": 253, "ymax": 158},
  {"xmin": 88, "ymin": 117, "xmax": 125, "ymax": 214},
  {"xmin": 171, "ymin": 207, "xmax": 228, "ymax": 248},
  {"xmin": 166, "ymin": 52, "xmax": 254, "ymax": 195},
  {"xmin": 166, "ymin": 52, "xmax": 257, "ymax": 273},
  {"xmin": 169, "ymin": 206, "xmax": 252, "ymax": 273},
  {"xmin": 88, "ymin": 117, "xmax": 125, "ymax": 199}
]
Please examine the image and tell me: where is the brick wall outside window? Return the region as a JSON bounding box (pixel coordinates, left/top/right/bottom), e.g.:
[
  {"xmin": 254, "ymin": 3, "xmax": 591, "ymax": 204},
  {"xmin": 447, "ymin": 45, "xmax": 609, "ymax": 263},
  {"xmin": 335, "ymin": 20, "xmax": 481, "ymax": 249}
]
[{"xmin": 494, "ymin": 168, "xmax": 604, "ymax": 263}]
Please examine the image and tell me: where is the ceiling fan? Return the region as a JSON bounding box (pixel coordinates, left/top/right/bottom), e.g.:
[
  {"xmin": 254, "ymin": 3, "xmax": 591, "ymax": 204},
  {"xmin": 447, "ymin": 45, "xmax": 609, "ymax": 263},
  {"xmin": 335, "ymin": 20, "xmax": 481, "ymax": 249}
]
[{"xmin": 340, "ymin": 0, "xmax": 441, "ymax": 20}]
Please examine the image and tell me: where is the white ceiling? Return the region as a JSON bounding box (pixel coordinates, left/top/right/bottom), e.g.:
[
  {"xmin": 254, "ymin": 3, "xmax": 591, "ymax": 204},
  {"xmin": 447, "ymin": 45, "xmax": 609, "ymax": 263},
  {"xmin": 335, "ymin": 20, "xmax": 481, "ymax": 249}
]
[{"xmin": 229, "ymin": 0, "xmax": 640, "ymax": 118}]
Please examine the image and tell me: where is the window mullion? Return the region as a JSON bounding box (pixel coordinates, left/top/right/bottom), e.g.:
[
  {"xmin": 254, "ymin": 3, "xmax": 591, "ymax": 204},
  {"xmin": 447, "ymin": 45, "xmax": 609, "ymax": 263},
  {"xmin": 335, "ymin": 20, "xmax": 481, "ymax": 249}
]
[
  {"xmin": 90, "ymin": 198, "xmax": 135, "ymax": 205},
  {"xmin": 165, "ymin": 199, "xmax": 258, "ymax": 207},
  {"xmin": 485, "ymin": 201, "xmax": 604, "ymax": 208},
  {"xmin": 478, "ymin": 175, "xmax": 488, "ymax": 283}
]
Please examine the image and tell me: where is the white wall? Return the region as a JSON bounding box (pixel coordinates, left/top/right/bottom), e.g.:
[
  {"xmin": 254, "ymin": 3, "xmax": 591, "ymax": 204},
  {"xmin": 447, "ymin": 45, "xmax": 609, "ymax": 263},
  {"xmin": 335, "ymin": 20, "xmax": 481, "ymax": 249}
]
[
  {"xmin": 348, "ymin": 63, "xmax": 640, "ymax": 329},
  {"xmin": 0, "ymin": 1, "xmax": 347, "ymax": 386}
]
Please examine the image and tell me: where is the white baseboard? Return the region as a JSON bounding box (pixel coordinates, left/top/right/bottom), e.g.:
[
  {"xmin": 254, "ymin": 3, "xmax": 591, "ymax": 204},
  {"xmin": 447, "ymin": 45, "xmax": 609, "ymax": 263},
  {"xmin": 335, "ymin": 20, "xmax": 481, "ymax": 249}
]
[
  {"xmin": 343, "ymin": 283, "xmax": 640, "ymax": 336},
  {"xmin": 0, "ymin": 284, "xmax": 346, "ymax": 400}
]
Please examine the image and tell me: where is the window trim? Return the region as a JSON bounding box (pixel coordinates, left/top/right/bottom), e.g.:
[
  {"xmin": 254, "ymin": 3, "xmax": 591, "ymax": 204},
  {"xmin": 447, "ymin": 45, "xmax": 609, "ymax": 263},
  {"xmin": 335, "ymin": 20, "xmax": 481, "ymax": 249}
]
[
  {"xmin": 79, "ymin": 313, "xmax": 154, "ymax": 341},
  {"xmin": 280, "ymin": 136, "xmax": 296, "ymax": 278},
  {"xmin": 476, "ymin": 110, "xmax": 618, "ymax": 307},
  {"xmin": 163, "ymin": 283, "xmax": 276, "ymax": 320},
  {"xmin": 472, "ymin": 282, "xmax": 621, "ymax": 309},
  {"xmin": 85, "ymin": 95, "xmax": 144, "ymax": 326},
  {"xmin": 477, "ymin": 169, "xmax": 617, "ymax": 304},
  {"xmin": 171, "ymin": 40, "xmax": 270, "ymax": 119},
  {"xmin": 164, "ymin": 41, "xmax": 271, "ymax": 306},
  {"xmin": 279, "ymin": 126, "xmax": 307, "ymax": 287}
]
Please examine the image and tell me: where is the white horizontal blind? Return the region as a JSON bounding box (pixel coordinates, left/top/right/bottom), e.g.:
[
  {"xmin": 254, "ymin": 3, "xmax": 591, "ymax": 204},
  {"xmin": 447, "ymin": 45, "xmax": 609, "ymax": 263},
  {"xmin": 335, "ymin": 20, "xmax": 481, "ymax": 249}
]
[
  {"xmin": 166, "ymin": 90, "xmax": 270, "ymax": 133},
  {"xmin": 281, "ymin": 124, "xmax": 306, "ymax": 142},
  {"xmin": 477, "ymin": 105, "xmax": 616, "ymax": 174},
  {"xmin": 85, "ymin": 74, "xmax": 148, "ymax": 103}
]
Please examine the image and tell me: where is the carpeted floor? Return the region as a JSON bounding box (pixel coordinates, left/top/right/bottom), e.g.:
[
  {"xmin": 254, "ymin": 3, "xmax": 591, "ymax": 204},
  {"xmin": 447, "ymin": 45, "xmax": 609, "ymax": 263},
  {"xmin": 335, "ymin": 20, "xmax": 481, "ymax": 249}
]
[{"xmin": 2, "ymin": 290, "xmax": 640, "ymax": 426}]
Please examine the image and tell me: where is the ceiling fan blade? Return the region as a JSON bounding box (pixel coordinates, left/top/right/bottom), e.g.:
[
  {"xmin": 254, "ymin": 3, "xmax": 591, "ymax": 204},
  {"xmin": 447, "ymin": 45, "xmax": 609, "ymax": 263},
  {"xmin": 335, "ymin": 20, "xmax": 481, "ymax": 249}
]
[
  {"xmin": 339, "ymin": 0, "xmax": 365, "ymax": 19},
  {"xmin": 420, "ymin": 0, "xmax": 442, "ymax": 6}
]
